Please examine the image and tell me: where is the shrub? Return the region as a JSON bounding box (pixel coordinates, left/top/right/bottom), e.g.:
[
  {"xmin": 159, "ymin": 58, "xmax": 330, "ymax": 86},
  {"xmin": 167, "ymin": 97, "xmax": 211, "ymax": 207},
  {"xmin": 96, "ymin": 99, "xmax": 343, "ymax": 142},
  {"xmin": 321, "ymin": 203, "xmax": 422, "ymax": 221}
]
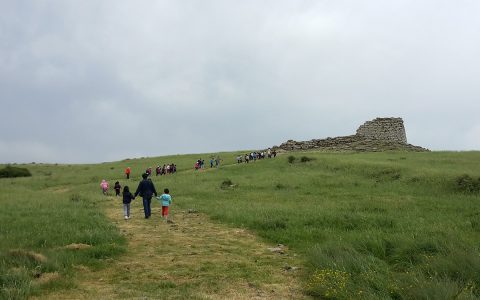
[
  {"xmin": 300, "ymin": 156, "xmax": 315, "ymax": 163},
  {"xmin": 0, "ymin": 165, "xmax": 32, "ymax": 178},
  {"xmin": 70, "ymin": 194, "xmax": 82, "ymax": 202},
  {"xmin": 220, "ymin": 179, "xmax": 234, "ymax": 189},
  {"xmin": 288, "ymin": 156, "xmax": 296, "ymax": 164},
  {"xmin": 369, "ymin": 168, "xmax": 401, "ymax": 182},
  {"xmin": 455, "ymin": 174, "xmax": 480, "ymax": 194}
]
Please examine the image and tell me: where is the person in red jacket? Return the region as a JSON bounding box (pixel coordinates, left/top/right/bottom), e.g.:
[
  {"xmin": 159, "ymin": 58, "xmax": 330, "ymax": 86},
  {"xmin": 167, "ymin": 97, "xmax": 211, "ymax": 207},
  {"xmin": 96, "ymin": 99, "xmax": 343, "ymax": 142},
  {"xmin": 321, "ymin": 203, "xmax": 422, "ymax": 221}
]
[{"xmin": 125, "ymin": 167, "xmax": 131, "ymax": 179}]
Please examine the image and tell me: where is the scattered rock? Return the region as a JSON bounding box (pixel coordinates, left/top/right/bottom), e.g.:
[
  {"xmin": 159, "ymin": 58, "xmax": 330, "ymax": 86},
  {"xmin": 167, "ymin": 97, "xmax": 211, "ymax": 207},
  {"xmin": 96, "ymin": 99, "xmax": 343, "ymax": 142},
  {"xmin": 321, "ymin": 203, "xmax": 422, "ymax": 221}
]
[
  {"xmin": 63, "ymin": 243, "xmax": 92, "ymax": 250},
  {"xmin": 187, "ymin": 209, "xmax": 198, "ymax": 213},
  {"xmin": 268, "ymin": 244, "xmax": 287, "ymax": 254},
  {"xmin": 283, "ymin": 265, "xmax": 300, "ymax": 271},
  {"xmin": 268, "ymin": 247, "xmax": 285, "ymax": 254}
]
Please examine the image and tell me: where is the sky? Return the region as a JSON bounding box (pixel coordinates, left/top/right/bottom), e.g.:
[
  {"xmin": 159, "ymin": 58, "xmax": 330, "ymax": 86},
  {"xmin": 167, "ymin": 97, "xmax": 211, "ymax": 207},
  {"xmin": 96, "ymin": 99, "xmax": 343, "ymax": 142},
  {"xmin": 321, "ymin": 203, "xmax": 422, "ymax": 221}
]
[{"xmin": 1, "ymin": 1, "xmax": 479, "ymax": 163}]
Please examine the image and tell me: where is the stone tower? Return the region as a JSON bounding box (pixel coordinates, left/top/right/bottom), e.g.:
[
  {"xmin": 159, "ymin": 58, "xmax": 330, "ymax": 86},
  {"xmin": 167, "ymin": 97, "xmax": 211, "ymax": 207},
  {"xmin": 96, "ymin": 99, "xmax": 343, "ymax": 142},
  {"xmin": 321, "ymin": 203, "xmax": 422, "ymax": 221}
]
[
  {"xmin": 355, "ymin": 117, "xmax": 407, "ymax": 144},
  {"xmin": 271, "ymin": 117, "xmax": 428, "ymax": 152}
]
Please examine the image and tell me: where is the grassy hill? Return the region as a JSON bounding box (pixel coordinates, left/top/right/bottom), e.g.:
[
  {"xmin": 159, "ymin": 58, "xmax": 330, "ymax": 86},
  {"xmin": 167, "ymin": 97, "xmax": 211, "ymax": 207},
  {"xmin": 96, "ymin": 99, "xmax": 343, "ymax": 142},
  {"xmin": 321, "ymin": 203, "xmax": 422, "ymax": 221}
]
[{"xmin": 1, "ymin": 151, "xmax": 480, "ymax": 299}]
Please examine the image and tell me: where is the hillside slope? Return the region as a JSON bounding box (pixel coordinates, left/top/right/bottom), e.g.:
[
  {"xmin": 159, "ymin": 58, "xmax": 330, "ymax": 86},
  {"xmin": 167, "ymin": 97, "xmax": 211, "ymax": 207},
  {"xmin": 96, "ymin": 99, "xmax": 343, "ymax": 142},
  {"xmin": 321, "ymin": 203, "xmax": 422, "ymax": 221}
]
[{"xmin": 2, "ymin": 151, "xmax": 480, "ymax": 299}]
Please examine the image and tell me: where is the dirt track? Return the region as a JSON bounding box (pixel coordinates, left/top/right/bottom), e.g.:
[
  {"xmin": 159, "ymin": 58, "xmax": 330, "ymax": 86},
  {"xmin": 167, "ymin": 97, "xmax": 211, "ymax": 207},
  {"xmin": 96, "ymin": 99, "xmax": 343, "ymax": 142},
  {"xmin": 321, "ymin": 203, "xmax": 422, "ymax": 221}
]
[{"xmin": 40, "ymin": 197, "xmax": 307, "ymax": 299}]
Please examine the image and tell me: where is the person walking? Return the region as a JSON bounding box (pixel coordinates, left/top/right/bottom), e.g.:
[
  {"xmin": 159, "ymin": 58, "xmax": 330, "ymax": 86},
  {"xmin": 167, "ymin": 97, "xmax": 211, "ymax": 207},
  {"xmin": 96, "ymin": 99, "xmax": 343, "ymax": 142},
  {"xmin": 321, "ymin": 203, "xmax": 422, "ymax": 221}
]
[
  {"xmin": 122, "ymin": 186, "xmax": 135, "ymax": 220},
  {"xmin": 114, "ymin": 181, "xmax": 121, "ymax": 197},
  {"xmin": 100, "ymin": 179, "xmax": 109, "ymax": 195},
  {"xmin": 134, "ymin": 173, "xmax": 157, "ymax": 219},
  {"xmin": 125, "ymin": 167, "xmax": 131, "ymax": 179},
  {"xmin": 156, "ymin": 188, "xmax": 172, "ymax": 222}
]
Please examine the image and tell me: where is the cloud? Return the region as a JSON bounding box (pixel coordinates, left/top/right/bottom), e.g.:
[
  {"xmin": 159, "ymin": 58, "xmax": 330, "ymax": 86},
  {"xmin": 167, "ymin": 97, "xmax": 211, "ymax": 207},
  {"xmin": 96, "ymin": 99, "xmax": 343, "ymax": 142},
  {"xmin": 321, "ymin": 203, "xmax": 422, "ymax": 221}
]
[{"xmin": 1, "ymin": 1, "xmax": 479, "ymax": 163}]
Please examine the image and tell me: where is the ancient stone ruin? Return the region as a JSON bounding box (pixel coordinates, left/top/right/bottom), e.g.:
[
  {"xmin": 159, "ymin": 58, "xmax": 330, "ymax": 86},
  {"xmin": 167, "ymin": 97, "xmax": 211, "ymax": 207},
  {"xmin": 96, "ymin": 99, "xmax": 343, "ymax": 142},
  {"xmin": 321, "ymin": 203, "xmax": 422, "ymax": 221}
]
[{"xmin": 272, "ymin": 117, "xmax": 429, "ymax": 152}]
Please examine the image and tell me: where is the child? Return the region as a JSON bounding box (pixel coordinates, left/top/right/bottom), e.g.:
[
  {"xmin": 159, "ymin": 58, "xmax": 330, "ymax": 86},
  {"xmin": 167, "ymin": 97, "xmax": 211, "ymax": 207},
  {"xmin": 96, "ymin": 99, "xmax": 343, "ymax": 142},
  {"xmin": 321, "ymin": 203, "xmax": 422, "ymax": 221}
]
[
  {"xmin": 156, "ymin": 188, "xmax": 172, "ymax": 222},
  {"xmin": 100, "ymin": 179, "xmax": 109, "ymax": 195},
  {"xmin": 114, "ymin": 181, "xmax": 121, "ymax": 197},
  {"xmin": 122, "ymin": 186, "xmax": 135, "ymax": 220}
]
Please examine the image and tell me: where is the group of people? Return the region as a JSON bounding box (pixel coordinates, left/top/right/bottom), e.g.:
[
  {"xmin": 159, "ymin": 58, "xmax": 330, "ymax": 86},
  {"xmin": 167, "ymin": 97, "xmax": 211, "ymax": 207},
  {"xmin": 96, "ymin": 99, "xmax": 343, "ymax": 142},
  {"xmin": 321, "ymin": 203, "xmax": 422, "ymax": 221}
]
[
  {"xmin": 100, "ymin": 174, "xmax": 172, "ymax": 221},
  {"xmin": 124, "ymin": 164, "xmax": 177, "ymax": 180},
  {"xmin": 194, "ymin": 157, "xmax": 221, "ymax": 170},
  {"xmin": 102, "ymin": 150, "xmax": 275, "ymax": 221},
  {"xmin": 236, "ymin": 148, "xmax": 277, "ymax": 163},
  {"xmin": 154, "ymin": 164, "xmax": 177, "ymax": 176}
]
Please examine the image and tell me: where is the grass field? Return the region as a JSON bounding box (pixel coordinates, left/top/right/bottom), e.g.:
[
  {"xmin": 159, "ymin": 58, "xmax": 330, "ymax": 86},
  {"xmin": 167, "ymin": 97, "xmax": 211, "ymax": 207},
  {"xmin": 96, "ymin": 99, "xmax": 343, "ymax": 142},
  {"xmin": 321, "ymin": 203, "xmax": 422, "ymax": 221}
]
[{"xmin": 1, "ymin": 151, "xmax": 480, "ymax": 299}]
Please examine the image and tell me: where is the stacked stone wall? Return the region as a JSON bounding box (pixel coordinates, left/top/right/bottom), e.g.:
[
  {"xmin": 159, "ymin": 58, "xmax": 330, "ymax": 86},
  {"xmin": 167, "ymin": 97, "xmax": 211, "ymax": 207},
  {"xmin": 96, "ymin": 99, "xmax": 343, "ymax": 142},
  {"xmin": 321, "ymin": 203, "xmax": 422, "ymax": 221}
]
[
  {"xmin": 271, "ymin": 117, "xmax": 428, "ymax": 152},
  {"xmin": 356, "ymin": 117, "xmax": 407, "ymax": 144}
]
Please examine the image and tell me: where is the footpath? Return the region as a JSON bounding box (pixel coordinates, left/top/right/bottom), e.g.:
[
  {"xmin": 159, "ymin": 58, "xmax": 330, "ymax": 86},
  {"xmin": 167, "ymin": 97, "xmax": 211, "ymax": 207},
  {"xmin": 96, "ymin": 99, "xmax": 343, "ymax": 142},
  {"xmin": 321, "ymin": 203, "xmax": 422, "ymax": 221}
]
[{"xmin": 41, "ymin": 196, "xmax": 307, "ymax": 299}]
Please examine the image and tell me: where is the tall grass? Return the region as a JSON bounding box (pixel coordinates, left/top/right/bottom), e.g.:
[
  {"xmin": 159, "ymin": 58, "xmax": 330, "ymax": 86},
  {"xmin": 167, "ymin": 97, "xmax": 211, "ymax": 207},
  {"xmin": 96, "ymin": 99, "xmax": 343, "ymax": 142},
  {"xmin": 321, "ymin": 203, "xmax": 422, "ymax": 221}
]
[
  {"xmin": 159, "ymin": 151, "xmax": 480, "ymax": 299},
  {"xmin": 0, "ymin": 170, "xmax": 126, "ymax": 299}
]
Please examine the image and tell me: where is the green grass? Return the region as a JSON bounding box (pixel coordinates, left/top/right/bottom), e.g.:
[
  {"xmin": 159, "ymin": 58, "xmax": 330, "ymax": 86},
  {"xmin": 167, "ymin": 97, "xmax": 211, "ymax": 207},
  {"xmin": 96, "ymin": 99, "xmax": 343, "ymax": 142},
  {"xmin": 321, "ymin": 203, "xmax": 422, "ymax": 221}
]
[
  {"xmin": 0, "ymin": 168, "xmax": 127, "ymax": 299},
  {"xmin": 1, "ymin": 151, "xmax": 480, "ymax": 299}
]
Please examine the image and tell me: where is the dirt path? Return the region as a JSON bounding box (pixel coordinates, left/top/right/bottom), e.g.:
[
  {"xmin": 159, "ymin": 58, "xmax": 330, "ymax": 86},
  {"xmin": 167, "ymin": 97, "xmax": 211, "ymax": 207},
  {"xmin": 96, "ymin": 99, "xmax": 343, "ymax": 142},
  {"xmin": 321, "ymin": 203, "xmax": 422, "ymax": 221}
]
[{"xmin": 42, "ymin": 197, "xmax": 308, "ymax": 299}]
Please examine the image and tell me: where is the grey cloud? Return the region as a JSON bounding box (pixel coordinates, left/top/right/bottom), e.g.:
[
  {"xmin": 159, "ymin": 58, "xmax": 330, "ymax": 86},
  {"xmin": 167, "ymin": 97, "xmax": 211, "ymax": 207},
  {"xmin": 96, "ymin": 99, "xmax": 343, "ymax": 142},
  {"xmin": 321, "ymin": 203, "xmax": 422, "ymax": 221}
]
[{"xmin": 1, "ymin": 1, "xmax": 479, "ymax": 163}]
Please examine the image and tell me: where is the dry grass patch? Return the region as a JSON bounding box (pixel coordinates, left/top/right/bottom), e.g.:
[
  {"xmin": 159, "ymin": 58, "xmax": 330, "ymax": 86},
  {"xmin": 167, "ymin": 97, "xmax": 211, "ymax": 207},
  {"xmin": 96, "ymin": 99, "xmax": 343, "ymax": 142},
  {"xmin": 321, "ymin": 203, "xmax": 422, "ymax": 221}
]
[
  {"xmin": 9, "ymin": 249, "xmax": 47, "ymax": 263},
  {"xmin": 34, "ymin": 272, "xmax": 61, "ymax": 286}
]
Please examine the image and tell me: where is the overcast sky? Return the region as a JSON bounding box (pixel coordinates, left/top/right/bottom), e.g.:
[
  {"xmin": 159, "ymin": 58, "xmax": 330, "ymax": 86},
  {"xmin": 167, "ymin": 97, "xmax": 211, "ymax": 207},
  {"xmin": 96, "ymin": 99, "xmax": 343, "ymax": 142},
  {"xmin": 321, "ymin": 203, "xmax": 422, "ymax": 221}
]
[{"xmin": 1, "ymin": 1, "xmax": 479, "ymax": 163}]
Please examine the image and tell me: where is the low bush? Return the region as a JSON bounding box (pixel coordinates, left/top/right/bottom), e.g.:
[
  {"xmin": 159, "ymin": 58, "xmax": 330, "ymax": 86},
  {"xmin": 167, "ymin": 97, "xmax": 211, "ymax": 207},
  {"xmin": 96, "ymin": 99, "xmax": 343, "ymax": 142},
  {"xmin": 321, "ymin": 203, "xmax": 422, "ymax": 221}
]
[
  {"xmin": 287, "ymin": 156, "xmax": 296, "ymax": 164},
  {"xmin": 300, "ymin": 156, "xmax": 315, "ymax": 163},
  {"xmin": 0, "ymin": 165, "xmax": 32, "ymax": 178},
  {"xmin": 220, "ymin": 179, "xmax": 234, "ymax": 189},
  {"xmin": 455, "ymin": 174, "xmax": 480, "ymax": 194},
  {"xmin": 368, "ymin": 168, "xmax": 401, "ymax": 182}
]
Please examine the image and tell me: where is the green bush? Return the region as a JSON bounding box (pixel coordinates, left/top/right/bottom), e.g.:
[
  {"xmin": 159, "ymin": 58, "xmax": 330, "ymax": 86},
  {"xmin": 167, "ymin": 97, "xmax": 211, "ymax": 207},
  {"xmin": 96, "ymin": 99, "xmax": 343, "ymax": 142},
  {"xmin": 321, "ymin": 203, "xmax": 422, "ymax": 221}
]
[
  {"xmin": 300, "ymin": 156, "xmax": 315, "ymax": 163},
  {"xmin": 455, "ymin": 174, "xmax": 480, "ymax": 194},
  {"xmin": 220, "ymin": 179, "xmax": 233, "ymax": 189},
  {"xmin": 287, "ymin": 156, "xmax": 296, "ymax": 164},
  {"xmin": 0, "ymin": 165, "xmax": 32, "ymax": 178}
]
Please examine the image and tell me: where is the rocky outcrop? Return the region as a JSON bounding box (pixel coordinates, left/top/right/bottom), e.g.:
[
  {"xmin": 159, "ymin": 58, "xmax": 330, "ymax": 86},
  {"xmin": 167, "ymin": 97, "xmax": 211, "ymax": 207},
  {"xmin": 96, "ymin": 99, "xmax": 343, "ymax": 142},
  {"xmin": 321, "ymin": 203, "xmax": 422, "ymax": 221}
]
[{"xmin": 272, "ymin": 117, "xmax": 429, "ymax": 152}]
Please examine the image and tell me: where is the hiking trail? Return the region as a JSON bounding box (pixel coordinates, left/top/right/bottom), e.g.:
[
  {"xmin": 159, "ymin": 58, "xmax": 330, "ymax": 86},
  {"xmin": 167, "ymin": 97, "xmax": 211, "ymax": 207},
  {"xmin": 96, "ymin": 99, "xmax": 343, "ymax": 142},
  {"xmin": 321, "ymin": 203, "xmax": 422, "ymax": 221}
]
[{"xmin": 40, "ymin": 196, "xmax": 308, "ymax": 299}]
